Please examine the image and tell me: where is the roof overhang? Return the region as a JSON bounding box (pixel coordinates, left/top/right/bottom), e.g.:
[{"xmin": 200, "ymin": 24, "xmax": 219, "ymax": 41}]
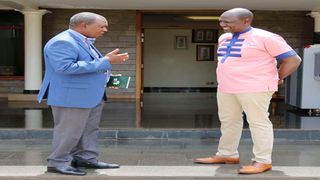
[{"xmin": 0, "ymin": 0, "xmax": 319, "ymax": 11}]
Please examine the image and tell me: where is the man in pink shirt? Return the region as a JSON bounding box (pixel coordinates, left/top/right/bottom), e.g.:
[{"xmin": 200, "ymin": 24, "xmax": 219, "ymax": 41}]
[{"xmin": 194, "ymin": 8, "xmax": 301, "ymax": 174}]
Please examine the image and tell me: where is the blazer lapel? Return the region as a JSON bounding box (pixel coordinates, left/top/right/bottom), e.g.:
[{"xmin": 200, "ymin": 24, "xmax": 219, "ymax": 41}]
[
  {"xmin": 68, "ymin": 31, "xmax": 98, "ymax": 59},
  {"xmin": 91, "ymin": 45, "xmax": 103, "ymax": 58}
]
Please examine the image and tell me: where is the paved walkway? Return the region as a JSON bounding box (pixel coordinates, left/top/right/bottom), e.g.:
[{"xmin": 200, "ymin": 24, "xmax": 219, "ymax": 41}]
[
  {"xmin": 1, "ymin": 165, "xmax": 320, "ymax": 179},
  {"xmin": 0, "ymin": 139, "xmax": 320, "ymax": 179}
]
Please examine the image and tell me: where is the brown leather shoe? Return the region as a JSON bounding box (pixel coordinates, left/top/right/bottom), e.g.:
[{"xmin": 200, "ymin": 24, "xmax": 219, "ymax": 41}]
[
  {"xmin": 238, "ymin": 161, "xmax": 272, "ymax": 174},
  {"xmin": 193, "ymin": 155, "xmax": 240, "ymax": 164}
]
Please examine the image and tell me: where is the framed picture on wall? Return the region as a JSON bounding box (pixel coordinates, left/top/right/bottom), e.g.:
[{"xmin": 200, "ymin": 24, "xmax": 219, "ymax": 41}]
[
  {"xmin": 196, "ymin": 45, "xmax": 214, "ymax": 61},
  {"xmin": 175, "ymin": 36, "xmax": 187, "ymax": 49},
  {"xmin": 192, "ymin": 29, "xmax": 217, "ymax": 43}
]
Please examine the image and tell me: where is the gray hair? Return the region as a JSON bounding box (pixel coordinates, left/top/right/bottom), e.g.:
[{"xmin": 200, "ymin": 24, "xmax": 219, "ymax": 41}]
[{"xmin": 69, "ymin": 12, "xmax": 105, "ymax": 29}]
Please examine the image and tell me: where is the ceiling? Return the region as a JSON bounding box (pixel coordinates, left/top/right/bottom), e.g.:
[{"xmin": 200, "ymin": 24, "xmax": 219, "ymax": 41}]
[{"xmin": 0, "ymin": 0, "xmax": 319, "ymax": 11}]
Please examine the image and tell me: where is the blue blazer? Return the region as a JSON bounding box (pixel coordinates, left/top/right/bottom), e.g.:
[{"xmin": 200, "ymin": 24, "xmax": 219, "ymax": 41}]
[{"xmin": 37, "ymin": 30, "xmax": 112, "ymax": 108}]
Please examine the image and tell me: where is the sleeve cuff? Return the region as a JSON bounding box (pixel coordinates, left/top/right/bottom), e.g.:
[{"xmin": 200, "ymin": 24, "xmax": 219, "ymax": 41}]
[{"xmin": 276, "ymin": 50, "xmax": 297, "ymax": 61}]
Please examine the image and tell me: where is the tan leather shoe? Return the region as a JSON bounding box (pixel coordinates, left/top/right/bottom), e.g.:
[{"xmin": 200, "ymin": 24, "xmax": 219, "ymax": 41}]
[
  {"xmin": 193, "ymin": 155, "xmax": 240, "ymax": 164},
  {"xmin": 238, "ymin": 161, "xmax": 272, "ymax": 174}
]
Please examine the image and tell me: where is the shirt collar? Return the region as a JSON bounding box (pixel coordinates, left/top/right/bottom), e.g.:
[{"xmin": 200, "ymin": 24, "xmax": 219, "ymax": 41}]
[
  {"xmin": 68, "ymin": 29, "xmax": 96, "ymax": 45},
  {"xmin": 84, "ymin": 37, "xmax": 96, "ymax": 45},
  {"xmin": 233, "ymin": 27, "xmax": 252, "ymax": 36}
]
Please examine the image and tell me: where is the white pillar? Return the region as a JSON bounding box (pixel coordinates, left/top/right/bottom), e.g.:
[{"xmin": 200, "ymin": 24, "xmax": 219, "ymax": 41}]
[
  {"xmin": 310, "ymin": 11, "xmax": 320, "ymax": 32},
  {"xmin": 20, "ymin": 10, "xmax": 49, "ymax": 93},
  {"xmin": 25, "ymin": 109, "xmax": 43, "ymax": 129}
]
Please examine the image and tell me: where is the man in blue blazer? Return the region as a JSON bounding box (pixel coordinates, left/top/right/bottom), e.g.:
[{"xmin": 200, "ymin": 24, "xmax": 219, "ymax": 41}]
[{"xmin": 38, "ymin": 12, "xmax": 129, "ymax": 176}]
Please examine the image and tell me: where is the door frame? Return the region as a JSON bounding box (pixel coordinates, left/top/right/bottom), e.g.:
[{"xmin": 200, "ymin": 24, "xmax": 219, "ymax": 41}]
[{"xmin": 135, "ymin": 11, "xmax": 143, "ymax": 100}]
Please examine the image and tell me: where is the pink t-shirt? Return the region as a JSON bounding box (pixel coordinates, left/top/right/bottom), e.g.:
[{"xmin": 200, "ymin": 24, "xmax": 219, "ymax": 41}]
[{"xmin": 216, "ymin": 27, "xmax": 297, "ymax": 93}]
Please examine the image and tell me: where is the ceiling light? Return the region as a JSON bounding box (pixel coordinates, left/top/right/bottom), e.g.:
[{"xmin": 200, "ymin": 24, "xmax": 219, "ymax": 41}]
[{"xmin": 185, "ymin": 16, "xmax": 220, "ymax": 20}]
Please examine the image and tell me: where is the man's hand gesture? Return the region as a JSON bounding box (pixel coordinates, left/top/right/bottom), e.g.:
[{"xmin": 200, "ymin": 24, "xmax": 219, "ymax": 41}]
[{"xmin": 105, "ymin": 48, "xmax": 129, "ymax": 64}]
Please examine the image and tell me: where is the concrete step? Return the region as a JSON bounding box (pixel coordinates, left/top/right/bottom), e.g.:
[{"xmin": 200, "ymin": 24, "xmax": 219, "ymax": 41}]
[
  {"xmin": 0, "ymin": 165, "xmax": 319, "ymax": 180},
  {"xmin": 0, "ymin": 128, "xmax": 320, "ymax": 141}
]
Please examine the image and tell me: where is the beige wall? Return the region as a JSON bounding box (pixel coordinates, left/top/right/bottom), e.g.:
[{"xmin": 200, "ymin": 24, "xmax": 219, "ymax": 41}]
[{"xmin": 144, "ymin": 29, "xmax": 217, "ymax": 87}]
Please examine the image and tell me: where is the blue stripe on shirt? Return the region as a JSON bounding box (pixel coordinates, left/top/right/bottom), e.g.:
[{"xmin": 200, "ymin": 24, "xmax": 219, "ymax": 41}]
[
  {"xmin": 276, "ymin": 50, "xmax": 297, "ymax": 61},
  {"xmin": 218, "ymin": 48, "xmax": 241, "ymax": 52}
]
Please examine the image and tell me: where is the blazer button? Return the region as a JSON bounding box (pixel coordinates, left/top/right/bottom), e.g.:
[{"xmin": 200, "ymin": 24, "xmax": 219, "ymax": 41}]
[{"xmin": 104, "ymin": 85, "xmax": 107, "ymax": 88}]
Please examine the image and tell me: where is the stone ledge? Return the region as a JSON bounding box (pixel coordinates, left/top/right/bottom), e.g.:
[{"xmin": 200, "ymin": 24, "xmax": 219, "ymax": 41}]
[
  {"xmin": 0, "ymin": 93, "xmax": 7, "ymax": 98},
  {"xmin": 5, "ymin": 93, "xmax": 136, "ymax": 101},
  {"xmin": 7, "ymin": 93, "xmax": 38, "ymax": 101},
  {"xmin": 0, "ymin": 129, "xmax": 319, "ymax": 141}
]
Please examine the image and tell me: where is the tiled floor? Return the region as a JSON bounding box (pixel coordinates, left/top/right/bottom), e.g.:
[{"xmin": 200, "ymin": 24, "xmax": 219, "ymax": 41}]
[
  {"xmin": 0, "ymin": 139, "xmax": 319, "ymax": 179},
  {"xmin": 0, "ymin": 93, "xmax": 320, "ymax": 179},
  {"xmin": 0, "ymin": 139, "xmax": 320, "ymax": 166},
  {"xmin": 0, "ymin": 92, "xmax": 320, "ymax": 129}
]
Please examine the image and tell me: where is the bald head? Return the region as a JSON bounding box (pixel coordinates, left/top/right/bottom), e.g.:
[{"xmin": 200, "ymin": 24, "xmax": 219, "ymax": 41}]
[
  {"xmin": 222, "ymin": 8, "xmax": 253, "ymax": 22},
  {"xmin": 219, "ymin": 8, "xmax": 253, "ymax": 33}
]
